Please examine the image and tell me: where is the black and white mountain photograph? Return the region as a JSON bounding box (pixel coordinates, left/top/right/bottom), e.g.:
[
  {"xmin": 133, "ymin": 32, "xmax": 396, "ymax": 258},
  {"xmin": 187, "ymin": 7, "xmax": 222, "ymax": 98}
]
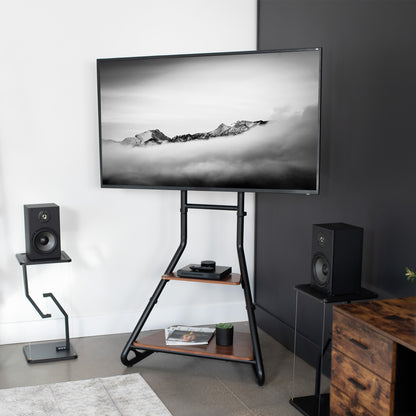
[{"xmin": 98, "ymin": 50, "xmax": 321, "ymax": 192}]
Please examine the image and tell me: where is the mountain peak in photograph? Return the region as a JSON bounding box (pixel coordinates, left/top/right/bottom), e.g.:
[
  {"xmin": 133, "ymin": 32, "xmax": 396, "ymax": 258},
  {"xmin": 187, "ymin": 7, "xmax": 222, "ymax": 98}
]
[{"xmin": 116, "ymin": 120, "xmax": 268, "ymax": 147}]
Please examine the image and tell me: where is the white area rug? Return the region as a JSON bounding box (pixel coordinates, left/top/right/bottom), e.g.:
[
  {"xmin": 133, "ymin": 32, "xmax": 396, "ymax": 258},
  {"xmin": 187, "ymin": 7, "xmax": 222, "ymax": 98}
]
[{"xmin": 0, "ymin": 373, "xmax": 172, "ymax": 416}]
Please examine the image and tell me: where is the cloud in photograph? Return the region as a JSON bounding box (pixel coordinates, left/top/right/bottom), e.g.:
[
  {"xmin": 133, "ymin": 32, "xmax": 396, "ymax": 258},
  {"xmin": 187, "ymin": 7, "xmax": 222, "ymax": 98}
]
[{"xmin": 101, "ymin": 105, "xmax": 319, "ymax": 191}]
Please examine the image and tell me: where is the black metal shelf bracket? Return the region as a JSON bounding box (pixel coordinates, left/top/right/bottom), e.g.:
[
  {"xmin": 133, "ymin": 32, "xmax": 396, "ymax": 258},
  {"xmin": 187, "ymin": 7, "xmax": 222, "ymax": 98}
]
[
  {"xmin": 120, "ymin": 190, "xmax": 265, "ymax": 385},
  {"xmin": 22, "ymin": 264, "xmax": 52, "ymax": 319},
  {"xmin": 16, "ymin": 251, "xmax": 77, "ymax": 363}
]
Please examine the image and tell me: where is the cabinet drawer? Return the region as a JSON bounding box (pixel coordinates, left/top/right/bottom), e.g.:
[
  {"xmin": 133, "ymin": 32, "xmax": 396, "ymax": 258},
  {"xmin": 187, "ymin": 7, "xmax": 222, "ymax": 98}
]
[
  {"xmin": 332, "ymin": 309, "xmax": 394, "ymax": 382},
  {"xmin": 331, "ymin": 348, "xmax": 394, "ymax": 416},
  {"xmin": 330, "ymin": 385, "xmax": 375, "ymax": 416}
]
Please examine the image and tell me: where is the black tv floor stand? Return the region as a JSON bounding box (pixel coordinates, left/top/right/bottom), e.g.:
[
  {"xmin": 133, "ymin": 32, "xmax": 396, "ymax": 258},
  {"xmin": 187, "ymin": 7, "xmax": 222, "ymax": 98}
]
[{"xmin": 120, "ymin": 190, "xmax": 265, "ymax": 385}]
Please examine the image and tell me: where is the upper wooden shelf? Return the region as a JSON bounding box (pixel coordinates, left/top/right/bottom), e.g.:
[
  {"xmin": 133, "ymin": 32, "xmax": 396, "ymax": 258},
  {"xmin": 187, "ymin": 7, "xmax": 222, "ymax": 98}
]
[{"xmin": 162, "ymin": 272, "xmax": 241, "ymax": 285}]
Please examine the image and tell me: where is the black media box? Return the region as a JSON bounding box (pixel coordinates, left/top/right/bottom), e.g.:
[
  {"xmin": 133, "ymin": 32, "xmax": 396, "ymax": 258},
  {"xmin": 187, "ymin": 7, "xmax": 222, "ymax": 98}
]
[{"xmin": 177, "ymin": 265, "xmax": 232, "ymax": 280}]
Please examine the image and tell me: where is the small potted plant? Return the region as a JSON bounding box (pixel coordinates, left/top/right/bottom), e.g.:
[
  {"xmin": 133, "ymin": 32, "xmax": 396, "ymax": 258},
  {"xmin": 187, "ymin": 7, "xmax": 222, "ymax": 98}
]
[
  {"xmin": 216, "ymin": 323, "xmax": 234, "ymax": 346},
  {"xmin": 405, "ymin": 267, "xmax": 416, "ymax": 283}
]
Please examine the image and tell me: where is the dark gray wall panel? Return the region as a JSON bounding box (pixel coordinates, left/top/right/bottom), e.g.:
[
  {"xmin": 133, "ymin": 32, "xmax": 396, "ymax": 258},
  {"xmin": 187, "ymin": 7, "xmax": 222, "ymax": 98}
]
[{"xmin": 255, "ymin": 0, "xmax": 416, "ymax": 365}]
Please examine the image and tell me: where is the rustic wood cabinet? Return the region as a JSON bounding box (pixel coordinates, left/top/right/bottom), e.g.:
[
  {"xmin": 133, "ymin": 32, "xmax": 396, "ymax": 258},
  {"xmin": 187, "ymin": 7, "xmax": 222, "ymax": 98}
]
[{"xmin": 330, "ymin": 297, "xmax": 416, "ymax": 416}]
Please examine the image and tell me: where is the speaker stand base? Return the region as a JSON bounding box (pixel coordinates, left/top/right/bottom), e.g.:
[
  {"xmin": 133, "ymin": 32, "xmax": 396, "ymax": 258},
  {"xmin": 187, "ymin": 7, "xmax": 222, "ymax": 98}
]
[
  {"xmin": 289, "ymin": 394, "xmax": 329, "ymax": 416},
  {"xmin": 23, "ymin": 341, "xmax": 78, "ymax": 364}
]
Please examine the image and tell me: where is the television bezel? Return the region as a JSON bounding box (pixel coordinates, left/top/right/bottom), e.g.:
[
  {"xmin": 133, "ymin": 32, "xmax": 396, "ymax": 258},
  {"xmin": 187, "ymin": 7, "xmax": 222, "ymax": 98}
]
[{"xmin": 97, "ymin": 48, "xmax": 322, "ymax": 194}]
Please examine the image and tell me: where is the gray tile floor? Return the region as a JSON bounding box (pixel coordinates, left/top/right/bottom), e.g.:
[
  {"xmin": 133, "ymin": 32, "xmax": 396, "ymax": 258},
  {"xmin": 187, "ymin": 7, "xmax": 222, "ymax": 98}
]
[{"xmin": 0, "ymin": 324, "xmax": 324, "ymax": 416}]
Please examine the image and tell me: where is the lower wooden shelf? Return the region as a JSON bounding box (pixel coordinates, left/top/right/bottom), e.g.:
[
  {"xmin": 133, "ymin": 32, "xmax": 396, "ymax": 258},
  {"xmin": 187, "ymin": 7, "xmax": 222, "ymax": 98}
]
[{"xmin": 133, "ymin": 330, "xmax": 254, "ymax": 362}]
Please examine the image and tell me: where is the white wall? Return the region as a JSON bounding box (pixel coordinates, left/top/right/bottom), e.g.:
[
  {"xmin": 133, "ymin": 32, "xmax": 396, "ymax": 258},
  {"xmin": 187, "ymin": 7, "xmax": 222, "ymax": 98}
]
[{"xmin": 0, "ymin": 0, "xmax": 257, "ymax": 344}]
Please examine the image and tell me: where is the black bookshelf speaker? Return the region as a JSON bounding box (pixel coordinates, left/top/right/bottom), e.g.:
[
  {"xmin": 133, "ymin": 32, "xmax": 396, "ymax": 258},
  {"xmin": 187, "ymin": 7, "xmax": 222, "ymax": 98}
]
[
  {"xmin": 24, "ymin": 203, "xmax": 61, "ymax": 261},
  {"xmin": 311, "ymin": 223, "xmax": 363, "ymax": 296}
]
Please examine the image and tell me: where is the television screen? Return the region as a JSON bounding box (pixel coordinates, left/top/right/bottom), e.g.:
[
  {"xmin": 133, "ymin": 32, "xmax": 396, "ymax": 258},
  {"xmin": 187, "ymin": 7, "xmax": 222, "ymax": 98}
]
[{"xmin": 97, "ymin": 48, "xmax": 321, "ymax": 193}]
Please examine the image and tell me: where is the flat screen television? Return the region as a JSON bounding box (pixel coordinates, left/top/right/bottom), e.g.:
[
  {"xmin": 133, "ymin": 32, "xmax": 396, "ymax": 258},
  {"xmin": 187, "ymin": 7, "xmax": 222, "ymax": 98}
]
[{"xmin": 97, "ymin": 48, "xmax": 322, "ymax": 194}]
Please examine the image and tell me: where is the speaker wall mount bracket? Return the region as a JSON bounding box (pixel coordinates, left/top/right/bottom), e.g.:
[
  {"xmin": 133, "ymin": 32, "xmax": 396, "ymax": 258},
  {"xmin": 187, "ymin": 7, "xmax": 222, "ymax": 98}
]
[{"xmin": 15, "ymin": 251, "xmax": 78, "ymax": 363}]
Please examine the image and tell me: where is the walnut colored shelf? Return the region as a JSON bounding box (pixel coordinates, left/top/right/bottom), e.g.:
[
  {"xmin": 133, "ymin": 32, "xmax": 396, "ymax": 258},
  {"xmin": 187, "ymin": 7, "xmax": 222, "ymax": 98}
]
[
  {"xmin": 162, "ymin": 272, "xmax": 241, "ymax": 285},
  {"xmin": 133, "ymin": 330, "xmax": 254, "ymax": 362}
]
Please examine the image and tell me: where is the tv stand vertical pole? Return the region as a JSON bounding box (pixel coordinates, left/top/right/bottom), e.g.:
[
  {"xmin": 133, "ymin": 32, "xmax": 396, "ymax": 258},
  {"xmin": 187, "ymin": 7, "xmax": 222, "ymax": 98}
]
[
  {"xmin": 121, "ymin": 191, "xmax": 188, "ymax": 366},
  {"xmin": 236, "ymin": 192, "xmax": 264, "ymax": 385}
]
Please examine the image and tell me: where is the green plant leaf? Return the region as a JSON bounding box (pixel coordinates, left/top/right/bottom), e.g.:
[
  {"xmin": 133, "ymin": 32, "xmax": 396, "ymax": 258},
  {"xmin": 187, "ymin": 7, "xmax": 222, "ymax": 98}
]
[
  {"xmin": 405, "ymin": 267, "xmax": 416, "ymax": 283},
  {"xmin": 216, "ymin": 323, "xmax": 233, "ymax": 329}
]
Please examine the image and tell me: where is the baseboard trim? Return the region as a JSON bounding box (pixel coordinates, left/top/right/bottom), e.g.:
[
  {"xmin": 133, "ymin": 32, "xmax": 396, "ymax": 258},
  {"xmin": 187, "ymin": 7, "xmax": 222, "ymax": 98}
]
[{"xmin": 0, "ymin": 301, "xmax": 248, "ymax": 345}]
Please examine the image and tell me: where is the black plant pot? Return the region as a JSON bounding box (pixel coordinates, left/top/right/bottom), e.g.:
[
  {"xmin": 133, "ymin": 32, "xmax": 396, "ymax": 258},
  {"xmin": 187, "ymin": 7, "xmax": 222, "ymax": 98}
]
[{"xmin": 216, "ymin": 326, "xmax": 234, "ymax": 346}]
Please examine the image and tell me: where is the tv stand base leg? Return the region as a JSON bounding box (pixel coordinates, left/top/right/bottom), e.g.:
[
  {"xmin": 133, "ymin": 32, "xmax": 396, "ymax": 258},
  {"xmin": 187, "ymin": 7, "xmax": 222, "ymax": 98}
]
[
  {"xmin": 253, "ymin": 362, "xmax": 265, "ymax": 386},
  {"xmin": 121, "ymin": 349, "xmax": 154, "ymax": 367}
]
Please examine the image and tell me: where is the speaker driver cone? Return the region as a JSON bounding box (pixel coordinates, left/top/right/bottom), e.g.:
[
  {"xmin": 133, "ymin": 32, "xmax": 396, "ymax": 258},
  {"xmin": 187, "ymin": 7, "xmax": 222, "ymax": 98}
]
[
  {"xmin": 33, "ymin": 230, "xmax": 57, "ymax": 253},
  {"xmin": 312, "ymin": 254, "xmax": 330, "ymax": 287}
]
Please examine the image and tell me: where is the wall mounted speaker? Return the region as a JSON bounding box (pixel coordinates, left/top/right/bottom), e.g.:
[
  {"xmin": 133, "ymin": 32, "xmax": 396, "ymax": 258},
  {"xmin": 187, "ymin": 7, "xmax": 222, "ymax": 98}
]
[
  {"xmin": 24, "ymin": 203, "xmax": 61, "ymax": 261},
  {"xmin": 311, "ymin": 223, "xmax": 363, "ymax": 296}
]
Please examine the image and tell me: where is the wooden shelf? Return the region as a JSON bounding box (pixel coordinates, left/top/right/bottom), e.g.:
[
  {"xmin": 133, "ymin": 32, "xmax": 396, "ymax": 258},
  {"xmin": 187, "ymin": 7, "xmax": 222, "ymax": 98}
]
[
  {"xmin": 162, "ymin": 272, "xmax": 241, "ymax": 285},
  {"xmin": 133, "ymin": 330, "xmax": 253, "ymax": 362}
]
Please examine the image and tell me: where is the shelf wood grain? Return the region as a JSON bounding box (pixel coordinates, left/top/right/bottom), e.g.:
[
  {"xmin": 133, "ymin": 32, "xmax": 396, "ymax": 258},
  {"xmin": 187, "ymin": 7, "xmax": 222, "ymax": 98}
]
[
  {"xmin": 334, "ymin": 297, "xmax": 416, "ymax": 353},
  {"xmin": 162, "ymin": 273, "xmax": 241, "ymax": 285},
  {"xmin": 331, "ymin": 297, "xmax": 416, "ymax": 416},
  {"xmin": 133, "ymin": 330, "xmax": 253, "ymax": 361}
]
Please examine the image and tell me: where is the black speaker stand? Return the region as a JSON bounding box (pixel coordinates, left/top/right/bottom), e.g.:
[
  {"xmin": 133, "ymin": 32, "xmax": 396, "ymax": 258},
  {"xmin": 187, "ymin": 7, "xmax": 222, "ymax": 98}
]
[
  {"xmin": 289, "ymin": 284, "xmax": 377, "ymax": 416},
  {"xmin": 16, "ymin": 251, "xmax": 78, "ymax": 363}
]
